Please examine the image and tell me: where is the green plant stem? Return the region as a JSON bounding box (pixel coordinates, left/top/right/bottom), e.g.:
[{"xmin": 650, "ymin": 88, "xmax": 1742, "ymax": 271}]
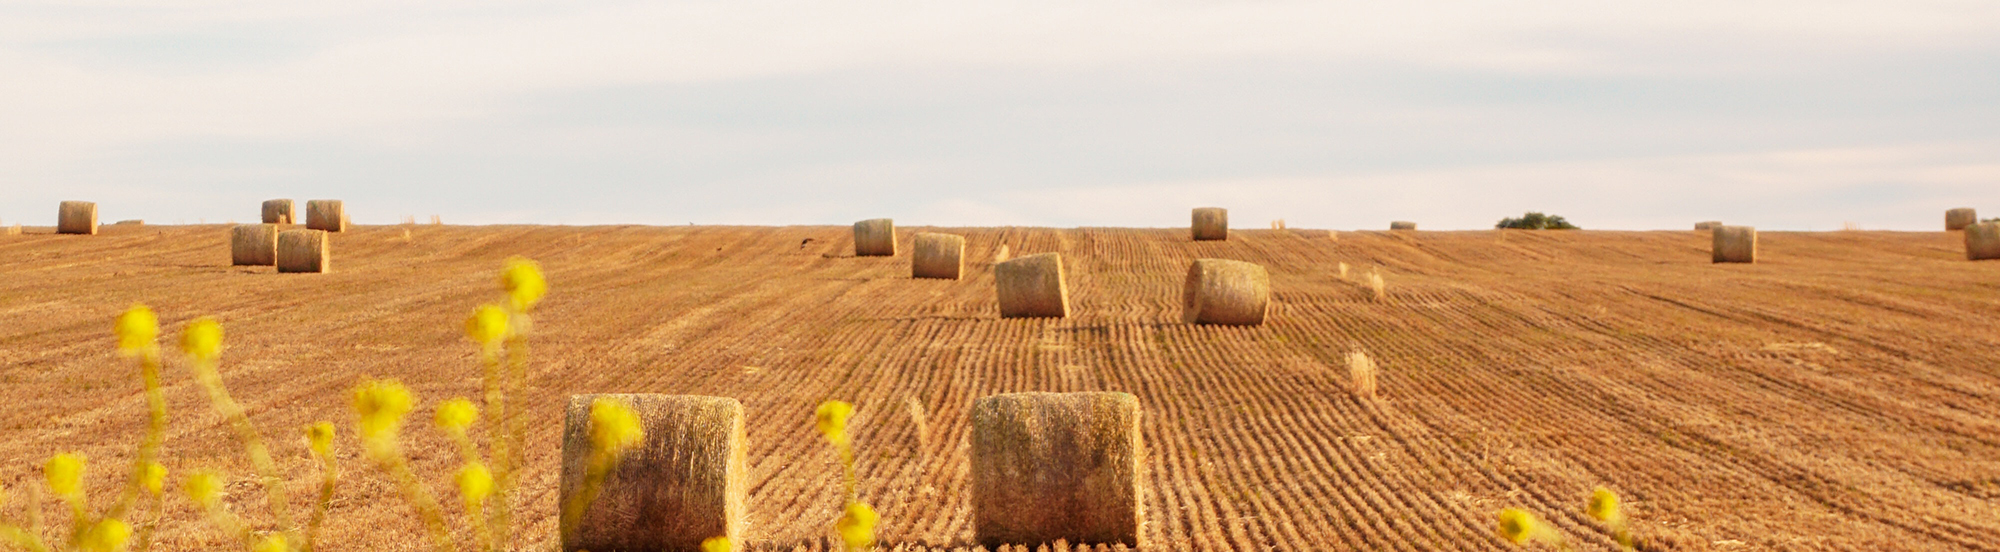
[
  {"xmin": 109, "ymin": 349, "xmax": 167, "ymax": 522},
  {"xmin": 190, "ymin": 358, "xmax": 294, "ymax": 539},
  {"xmin": 302, "ymin": 450, "xmax": 339, "ymax": 552},
  {"xmin": 366, "ymin": 443, "xmax": 455, "ymax": 552},
  {"xmin": 136, "ymin": 490, "xmax": 164, "ymax": 552},
  {"xmin": 557, "ymin": 450, "xmax": 621, "ymax": 545},
  {"xmin": 477, "ymin": 346, "xmax": 509, "ymax": 546},
  {"xmin": 497, "ymin": 323, "xmax": 531, "ymax": 545},
  {"xmin": 0, "ymin": 524, "xmax": 50, "ymax": 552}
]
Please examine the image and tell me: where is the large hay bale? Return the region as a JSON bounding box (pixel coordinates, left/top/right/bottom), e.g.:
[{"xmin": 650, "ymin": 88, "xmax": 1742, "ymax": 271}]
[
  {"xmin": 1182, "ymin": 259, "xmax": 1270, "ymax": 325},
  {"xmin": 1191, "ymin": 207, "xmax": 1228, "ymax": 241},
  {"xmin": 57, "ymin": 201, "xmax": 97, "ymax": 235},
  {"xmin": 1966, "ymin": 222, "xmax": 2000, "ymax": 260},
  {"xmin": 263, "ymin": 199, "xmax": 296, "ymax": 224},
  {"xmin": 1390, "ymin": 221, "xmax": 1416, "ymax": 230},
  {"xmin": 305, "ymin": 200, "xmax": 348, "ymax": 232},
  {"xmin": 972, "ymin": 392, "xmax": 1143, "ymax": 548},
  {"xmin": 853, "ymin": 218, "xmax": 895, "ymax": 256},
  {"xmin": 911, "ymin": 232, "xmax": 966, "ymax": 279},
  {"xmin": 1947, "ymin": 208, "xmax": 1978, "ymax": 231},
  {"xmin": 1712, "ymin": 225, "xmax": 1756, "ymax": 263},
  {"xmin": 230, "ymin": 224, "xmax": 279, "ymax": 266},
  {"xmin": 1694, "ymin": 221, "xmax": 1722, "ymax": 230},
  {"xmin": 275, "ymin": 229, "xmax": 329, "ymax": 273},
  {"xmin": 995, "ymin": 252, "xmax": 1068, "ymax": 318},
  {"xmin": 561, "ymin": 394, "xmax": 745, "ymax": 552}
]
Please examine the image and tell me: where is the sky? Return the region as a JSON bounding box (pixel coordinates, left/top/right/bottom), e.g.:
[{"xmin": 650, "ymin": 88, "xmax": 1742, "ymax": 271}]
[{"xmin": 2, "ymin": 1, "xmax": 1997, "ymax": 230}]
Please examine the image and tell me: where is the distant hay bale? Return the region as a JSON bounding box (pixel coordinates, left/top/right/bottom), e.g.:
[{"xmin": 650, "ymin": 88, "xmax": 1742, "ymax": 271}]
[
  {"xmin": 1181, "ymin": 259, "xmax": 1270, "ymax": 326},
  {"xmin": 3, "ymin": 225, "xmax": 18, "ymax": 236},
  {"xmin": 1390, "ymin": 221, "xmax": 1416, "ymax": 230},
  {"xmin": 911, "ymin": 232, "xmax": 966, "ymax": 279},
  {"xmin": 1694, "ymin": 221, "xmax": 1722, "ymax": 230},
  {"xmin": 1712, "ymin": 225, "xmax": 1756, "ymax": 264},
  {"xmin": 113, "ymin": 220, "xmax": 143, "ymax": 226},
  {"xmin": 971, "ymin": 392, "xmax": 1142, "ymax": 548},
  {"xmin": 561, "ymin": 394, "xmax": 745, "ymax": 552},
  {"xmin": 1191, "ymin": 207, "xmax": 1227, "ymax": 241},
  {"xmin": 995, "ymin": 244, "xmax": 1011, "ymax": 263},
  {"xmin": 1947, "ymin": 208, "xmax": 1977, "ymax": 231},
  {"xmin": 305, "ymin": 200, "xmax": 348, "ymax": 232},
  {"xmin": 276, "ymin": 229, "xmax": 329, "ymax": 273},
  {"xmin": 853, "ymin": 218, "xmax": 895, "ymax": 256},
  {"xmin": 262, "ymin": 199, "xmax": 295, "ymax": 224},
  {"xmin": 230, "ymin": 224, "xmax": 279, "ymax": 266},
  {"xmin": 1966, "ymin": 222, "xmax": 2000, "ymax": 260},
  {"xmin": 995, "ymin": 252, "xmax": 1068, "ymax": 318},
  {"xmin": 1347, "ymin": 351, "xmax": 1378, "ymax": 400},
  {"xmin": 57, "ymin": 201, "xmax": 97, "ymax": 235}
]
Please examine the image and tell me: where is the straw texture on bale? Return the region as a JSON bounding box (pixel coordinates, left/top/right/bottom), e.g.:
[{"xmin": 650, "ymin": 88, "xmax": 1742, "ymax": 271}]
[
  {"xmin": 1712, "ymin": 225, "xmax": 1756, "ymax": 264},
  {"xmin": 230, "ymin": 224, "xmax": 279, "ymax": 266},
  {"xmin": 911, "ymin": 232, "xmax": 966, "ymax": 279},
  {"xmin": 1694, "ymin": 221, "xmax": 1722, "ymax": 230},
  {"xmin": 305, "ymin": 199, "xmax": 347, "ymax": 232},
  {"xmin": 561, "ymin": 394, "xmax": 745, "ymax": 552},
  {"xmin": 57, "ymin": 201, "xmax": 97, "ymax": 235},
  {"xmin": 1947, "ymin": 208, "xmax": 1978, "ymax": 231},
  {"xmin": 994, "ymin": 252, "xmax": 1068, "ymax": 318},
  {"xmin": 971, "ymin": 392, "xmax": 1143, "ymax": 548},
  {"xmin": 1966, "ymin": 222, "xmax": 2000, "ymax": 260},
  {"xmin": 275, "ymin": 229, "xmax": 329, "ymax": 273},
  {"xmin": 1182, "ymin": 258, "xmax": 1270, "ymax": 325},
  {"xmin": 1390, "ymin": 221, "xmax": 1416, "ymax": 230},
  {"xmin": 262, "ymin": 199, "xmax": 296, "ymax": 224},
  {"xmin": 1191, "ymin": 207, "xmax": 1228, "ymax": 241},
  {"xmin": 853, "ymin": 218, "xmax": 896, "ymax": 256},
  {"xmin": 2, "ymin": 225, "xmax": 18, "ymax": 236}
]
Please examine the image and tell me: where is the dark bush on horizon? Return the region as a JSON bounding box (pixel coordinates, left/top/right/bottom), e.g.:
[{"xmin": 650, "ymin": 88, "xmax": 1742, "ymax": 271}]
[{"xmin": 1496, "ymin": 212, "xmax": 1579, "ymax": 230}]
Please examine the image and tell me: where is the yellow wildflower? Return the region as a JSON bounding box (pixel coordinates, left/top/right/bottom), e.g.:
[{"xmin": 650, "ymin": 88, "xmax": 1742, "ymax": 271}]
[
  {"xmin": 700, "ymin": 536, "xmax": 732, "ymax": 552},
  {"xmin": 45, "ymin": 453, "xmax": 84, "ymax": 498},
  {"xmin": 455, "ymin": 462, "xmax": 494, "ymax": 510},
  {"xmin": 178, "ymin": 317, "xmax": 223, "ymax": 361},
  {"xmin": 589, "ymin": 398, "xmax": 645, "ymax": 454},
  {"xmin": 464, "ymin": 304, "xmax": 509, "ymax": 347},
  {"xmin": 500, "ymin": 257, "xmax": 547, "ymax": 311},
  {"xmin": 251, "ymin": 534, "xmax": 287, "ymax": 552},
  {"xmin": 1496, "ymin": 508, "xmax": 1538, "ymax": 544},
  {"xmin": 139, "ymin": 462, "xmax": 167, "ymax": 496},
  {"xmin": 434, "ymin": 398, "xmax": 479, "ymax": 433},
  {"xmin": 114, "ymin": 304, "xmax": 157, "ymax": 354},
  {"xmin": 835, "ymin": 501, "xmax": 878, "ymax": 551},
  {"xmin": 352, "ymin": 379, "xmax": 414, "ymax": 443},
  {"xmin": 77, "ymin": 518, "xmax": 131, "ymax": 552},
  {"xmin": 815, "ymin": 400, "xmax": 853, "ymax": 446},
  {"xmin": 184, "ymin": 471, "xmax": 224, "ymax": 510},
  {"xmin": 1588, "ymin": 486, "xmax": 1624, "ymax": 524},
  {"xmin": 306, "ymin": 421, "xmax": 336, "ymax": 458}
]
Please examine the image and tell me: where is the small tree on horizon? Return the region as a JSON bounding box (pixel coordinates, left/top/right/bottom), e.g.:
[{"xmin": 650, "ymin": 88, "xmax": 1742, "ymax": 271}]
[{"xmin": 1496, "ymin": 212, "xmax": 1579, "ymax": 230}]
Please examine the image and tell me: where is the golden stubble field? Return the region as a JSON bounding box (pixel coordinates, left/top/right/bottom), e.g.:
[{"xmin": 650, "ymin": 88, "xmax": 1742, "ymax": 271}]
[{"xmin": 3, "ymin": 223, "xmax": 2000, "ymax": 551}]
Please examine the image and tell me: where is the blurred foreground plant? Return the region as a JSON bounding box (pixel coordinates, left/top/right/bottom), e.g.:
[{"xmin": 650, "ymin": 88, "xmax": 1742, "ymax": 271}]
[{"xmin": 816, "ymin": 400, "xmax": 877, "ymax": 552}]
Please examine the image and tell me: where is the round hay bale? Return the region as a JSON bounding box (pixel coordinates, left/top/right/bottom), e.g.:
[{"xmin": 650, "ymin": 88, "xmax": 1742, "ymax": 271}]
[
  {"xmin": 972, "ymin": 392, "xmax": 1143, "ymax": 548},
  {"xmin": 1191, "ymin": 207, "xmax": 1228, "ymax": 241},
  {"xmin": 1712, "ymin": 225, "xmax": 1756, "ymax": 263},
  {"xmin": 995, "ymin": 252, "xmax": 1068, "ymax": 318},
  {"xmin": 1694, "ymin": 221, "xmax": 1722, "ymax": 230},
  {"xmin": 1947, "ymin": 208, "xmax": 1978, "ymax": 231},
  {"xmin": 561, "ymin": 394, "xmax": 745, "ymax": 552},
  {"xmin": 275, "ymin": 229, "xmax": 329, "ymax": 273},
  {"xmin": 1181, "ymin": 259, "xmax": 1270, "ymax": 325},
  {"xmin": 1965, "ymin": 222, "xmax": 2000, "ymax": 260},
  {"xmin": 262, "ymin": 199, "xmax": 296, "ymax": 224},
  {"xmin": 911, "ymin": 232, "xmax": 966, "ymax": 279},
  {"xmin": 853, "ymin": 218, "xmax": 895, "ymax": 256},
  {"xmin": 1390, "ymin": 221, "xmax": 1416, "ymax": 230},
  {"xmin": 57, "ymin": 201, "xmax": 97, "ymax": 235},
  {"xmin": 230, "ymin": 224, "xmax": 279, "ymax": 266},
  {"xmin": 2, "ymin": 225, "xmax": 18, "ymax": 236},
  {"xmin": 305, "ymin": 200, "xmax": 348, "ymax": 232}
]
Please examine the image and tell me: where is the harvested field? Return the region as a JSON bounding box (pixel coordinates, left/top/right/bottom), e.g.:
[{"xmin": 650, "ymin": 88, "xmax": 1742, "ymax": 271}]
[{"xmin": 5, "ymin": 225, "xmax": 2000, "ymax": 550}]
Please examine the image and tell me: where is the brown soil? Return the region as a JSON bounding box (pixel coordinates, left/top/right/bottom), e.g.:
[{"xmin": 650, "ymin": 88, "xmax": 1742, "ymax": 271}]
[{"xmin": 3, "ymin": 224, "xmax": 1999, "ymax": 551}]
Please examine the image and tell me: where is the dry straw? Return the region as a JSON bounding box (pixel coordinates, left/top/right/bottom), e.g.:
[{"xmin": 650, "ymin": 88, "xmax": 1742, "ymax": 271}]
[
  {"xmin": 306, "ymin": 200, "xmax": 348, "ymax": 232},
  {"xmin": 1712, "ymin": 225, "xmax": 1756, "ymax": 263},
  {"xmin": 1965, "ymin": 221, "xmax": 2000, "ymax": 260},
  {"xmin": 276, "ymin": 229, "xmax": 330, "ymax": 273},
  {"xmin": 1694, "ymin": 221, "xmax": 1722, "ymax": 230},
  {"xmin": 853, "ymin": 218, "xmax": 895, "ymax": 256},
  {"xmin": 58, "ymin": 201, "xmax": 98, "ymax": 235},
  {"xmin": 911, "ymin": 232, "xmax": 966, "ymax": 279},
  {"xmin": 1347, "ymin": 351, "xmax": 1378, "ymax": 400},
  {"xmin": 262, "ymin": 199, "xmax": 296, "ymax": 224},
  {"xmin": 230, "ymin": 224, "xmax": 279, "ymax": 266},
  {"xmin": 1191, "ymin": 207, "xmax": 1227, "ymax": 241},
  {"xmin": 994, "ymin": 252, "xmax": 1069, "ymax": 318},
  {"xmin": 560, "ymin": 394, "xmax": 745, "ymax": 552},
  {"xmin": 1390, "ymin": 221, "xmax": 1416, "ymax": 230},
  {"xmin": 971, "ymin": 392, "xmax": 1143, "ymax": 548},
  {"xmin": 1182, "ymin": 259, "xmax": 1270, "ymax": 326},
  {"xmin": 994, "ymin": 244, "xmax": 1011, "ymax": 263},
  {"xmin": 3, "ymin": 224, "xmax": 19, "ymax": 236},
  {"xmin": 1947, "ymin": 208, "xmax": 1977, "ymax": 231}
]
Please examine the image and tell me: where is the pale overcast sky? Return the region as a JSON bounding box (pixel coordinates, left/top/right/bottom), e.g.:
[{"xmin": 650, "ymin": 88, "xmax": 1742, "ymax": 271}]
[{"xmin": 2, "ymin": 1, "xmax": 1997, "ymax": 230}]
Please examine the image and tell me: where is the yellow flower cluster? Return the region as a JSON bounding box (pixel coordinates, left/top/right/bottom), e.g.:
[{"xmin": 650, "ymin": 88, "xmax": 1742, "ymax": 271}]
[
  {"xmin": 589, "ymin": 398, "xmax": 645, "ymax": 454},
  {"xmin": 434, "ymin": 398, "xmax": 479, "ymax": 433},
  {"xmin": 252, "ymin": 534, "xmax": 287, "ymax": 552},
  {"xmin": 501, "ymin": 257, "xmax": 546, "ymax": 311},
  {"xmin": 353, "ymin": 379, "xmax": 414, "ymax": 445},
  {"xmin": 45, "ymin": 453, "xmax": 84, "ymax": 499},
  {"xmin": 139, "ymin": 462, "xmax": 167, "ymax": 496},
  {"xmin": 179, "ymin": 317, "xmax": 223, "ymax": 361},
  {"xmin": 1495, "ymin": 508, "xmax": 1542, "ymax": 545},
  {"xmin": 464, "ymin": 304, "xmax": 509, "ymax": 348},
  {"xmin": 306, "ymin": 422, "xmax": 336, "ymax": 459},
  {"xmin": 815, "ymin": 400, "xmax": 853, "ymax": 447},
  {"xmin": 455, "ymin": 462, "xmax": 494, "ymax": 511},
  {"xmin": 701, "ymin": 536, "xmax": 733, "ymax": 552},
  {"xmin": 835, "ymin": 502, "xmax": 878, "ymax": 550},
  {"xmin": 76, "ymin": 519, "xmax": 130, "ymax": 552},
  {"xmin": 114, "ymin": 304, "xmax": 157, "ymax": 354},
  {"xmin": 184, "ymin": 471, "xmax": 223, "ymax": 511}
]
